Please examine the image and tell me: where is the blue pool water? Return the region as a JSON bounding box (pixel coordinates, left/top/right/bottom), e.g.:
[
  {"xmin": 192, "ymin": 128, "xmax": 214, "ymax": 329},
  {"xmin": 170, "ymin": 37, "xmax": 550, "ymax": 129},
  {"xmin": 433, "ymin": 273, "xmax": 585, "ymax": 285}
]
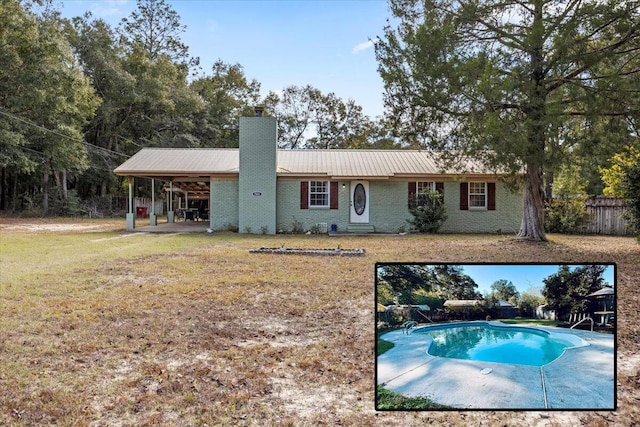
[{"xmin": 414, "ymin": 323, "xmax": 576, "ymax": 366}]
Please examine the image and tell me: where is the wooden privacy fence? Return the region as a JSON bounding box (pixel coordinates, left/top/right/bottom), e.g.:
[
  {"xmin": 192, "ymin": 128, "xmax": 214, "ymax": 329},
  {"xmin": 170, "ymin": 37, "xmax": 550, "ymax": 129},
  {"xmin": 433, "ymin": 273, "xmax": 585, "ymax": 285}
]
[{"xmin": 582, "ymin": 197, "xmax": 632, "ymax": 236}]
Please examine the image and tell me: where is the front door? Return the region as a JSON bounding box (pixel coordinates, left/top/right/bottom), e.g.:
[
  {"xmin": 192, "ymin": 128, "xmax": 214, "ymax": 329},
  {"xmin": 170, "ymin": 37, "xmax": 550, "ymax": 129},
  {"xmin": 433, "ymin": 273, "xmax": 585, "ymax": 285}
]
[{"xmin": 350, "ymin": 181, "xmax": 369, "ymax": 223}]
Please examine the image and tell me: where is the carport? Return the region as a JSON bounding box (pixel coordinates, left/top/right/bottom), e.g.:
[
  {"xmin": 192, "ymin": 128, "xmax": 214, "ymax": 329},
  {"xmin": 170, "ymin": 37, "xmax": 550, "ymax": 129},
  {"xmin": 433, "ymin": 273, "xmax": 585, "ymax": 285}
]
[{"xmin": 113, "ymin": 148, "xmax": 239, "ymax": 231}]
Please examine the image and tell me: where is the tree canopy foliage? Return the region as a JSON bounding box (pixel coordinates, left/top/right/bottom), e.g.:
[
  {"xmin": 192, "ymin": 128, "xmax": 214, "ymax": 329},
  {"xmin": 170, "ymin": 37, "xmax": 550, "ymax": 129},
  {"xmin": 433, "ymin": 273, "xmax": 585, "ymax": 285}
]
[
  {"xmin": 1, "ymin": 0, "xmax": 100, "ymax": 212},
  {"xmin": 488, "ymin": 279, "xmax": 520, "ymax": 305},
  {"xmin": 0, "ymin": 0, "xmax": 387, "ymax": 214},
  {"xmin": 600, "ymin": 144, "xmax": 640, "ymax": 198},
  {"xmin": 377, "ymin": 264, "xmax": 481, "ymax": 305},
  {"xmin": 376, "ymin": 0, "xmax": 640, "ymax": 241},
  {"xmin": 2, "ymin": 0, "xmax": 637, "ymax": 218},
  {"xmin": 264, "ymin": 85, "xmax": 379, "ymax": 149},
  {"xmin": 541, "ymin": 265, "xmax": 608, "ymax": 320}
]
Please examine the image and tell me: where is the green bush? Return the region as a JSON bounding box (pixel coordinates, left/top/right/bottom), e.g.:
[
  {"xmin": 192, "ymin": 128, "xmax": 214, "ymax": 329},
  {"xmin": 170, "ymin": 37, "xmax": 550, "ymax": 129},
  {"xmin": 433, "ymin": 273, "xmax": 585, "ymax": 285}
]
[
  {"xmin": 544, "ymin": 197, "xmax": 587, "ymax": 233},
  {"xmin": 622, "ymin": 162, "xmax": 640, "ymax": 240},
  {"xmin": 408, "ymin": 191, "xmax": 447, "ymax": 233}
]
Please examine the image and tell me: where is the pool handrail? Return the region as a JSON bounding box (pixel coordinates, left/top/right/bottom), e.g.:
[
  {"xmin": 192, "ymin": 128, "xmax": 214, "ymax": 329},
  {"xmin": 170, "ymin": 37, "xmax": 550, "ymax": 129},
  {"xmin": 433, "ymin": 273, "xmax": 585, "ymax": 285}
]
[{"xmin": 570, "ymin": 316, "xmax": 594, "ymax": 332}]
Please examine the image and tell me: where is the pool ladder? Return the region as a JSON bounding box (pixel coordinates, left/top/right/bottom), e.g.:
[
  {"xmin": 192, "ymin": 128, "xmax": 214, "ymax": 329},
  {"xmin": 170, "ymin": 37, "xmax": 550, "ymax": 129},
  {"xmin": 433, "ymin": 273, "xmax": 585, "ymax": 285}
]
[
  {"xmin": 403, "ymin": 321, "xmax": 417, "ymax": 335},
  {"xmin": 570, "ymin": 316, "xmax": 594, "ymax": 333}
]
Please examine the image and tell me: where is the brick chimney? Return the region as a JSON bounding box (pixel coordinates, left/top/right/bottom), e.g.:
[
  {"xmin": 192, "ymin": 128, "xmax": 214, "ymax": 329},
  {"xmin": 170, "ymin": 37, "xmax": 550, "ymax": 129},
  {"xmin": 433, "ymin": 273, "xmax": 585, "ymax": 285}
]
[{"xmin": 238, "ymin": 109, "xmax": 277, "ymax": 234}]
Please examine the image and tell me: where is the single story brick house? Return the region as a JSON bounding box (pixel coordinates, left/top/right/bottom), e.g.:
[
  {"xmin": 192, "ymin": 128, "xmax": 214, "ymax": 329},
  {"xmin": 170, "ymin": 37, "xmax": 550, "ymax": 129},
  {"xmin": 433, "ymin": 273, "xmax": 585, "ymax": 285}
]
[{"xmin": 114, "ymin": 113, "xmax": 522, "ymax": 234}]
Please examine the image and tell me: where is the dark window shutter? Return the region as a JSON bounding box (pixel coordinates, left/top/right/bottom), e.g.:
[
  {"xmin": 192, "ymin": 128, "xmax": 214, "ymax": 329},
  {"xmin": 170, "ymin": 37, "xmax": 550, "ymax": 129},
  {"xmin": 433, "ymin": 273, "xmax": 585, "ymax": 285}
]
[
  {"xmin": 408, "ymin": 182, "xmax": 416, "ymax": 209},
  {"xmin": 330, "ymin": 182, "xmax": 338, "ymax": 209},
  {"xmin": 435, "ymin": 182, "xmax": 444, "ymax": 194},
  {"xmin": 487, "ymin": 182, "xmax": 496, "ymax": 210},
  {"xmin": 300, "ymin": 181, "xmax": 309, "ymax": 209},
  {"xmin": 460, "ymin": 182, "xmax": 469, "ymax": 210}
]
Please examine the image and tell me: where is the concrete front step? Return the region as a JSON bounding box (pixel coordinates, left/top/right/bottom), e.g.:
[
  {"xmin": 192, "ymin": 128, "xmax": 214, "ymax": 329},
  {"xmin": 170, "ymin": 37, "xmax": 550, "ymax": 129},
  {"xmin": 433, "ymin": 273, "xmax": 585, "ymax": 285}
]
[{"xmin": 346, "ymin": 223, "xmax": 375, "ymax": 233}]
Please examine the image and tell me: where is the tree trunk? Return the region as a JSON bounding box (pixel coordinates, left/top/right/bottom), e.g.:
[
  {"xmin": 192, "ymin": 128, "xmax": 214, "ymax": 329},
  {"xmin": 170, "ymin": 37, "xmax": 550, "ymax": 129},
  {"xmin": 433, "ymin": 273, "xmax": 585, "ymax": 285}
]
[
  {"xmin": 544, "ymin": 167, "xmax": 553, "ymax": 200},
  {"xmin": 519, "ymin": 0, "xmax": 548, "ymax": 242},
  {"xmin": 62, "ymin": 170, "xmax": 68, "ymax": 201},
  {"xmin": 1, "ymin": 167, "xmax": 6, "ymax": 211},
  {"xmin": 11, "ymin": 173, "xmax": 17, "ymax": 211},
  {"xmin": 43, "ymin": 169, "xmax": 49, "ymax": 214},
  {"xmin": 519, "ymin": 164, "xmax": 547, "ymax": 241}
]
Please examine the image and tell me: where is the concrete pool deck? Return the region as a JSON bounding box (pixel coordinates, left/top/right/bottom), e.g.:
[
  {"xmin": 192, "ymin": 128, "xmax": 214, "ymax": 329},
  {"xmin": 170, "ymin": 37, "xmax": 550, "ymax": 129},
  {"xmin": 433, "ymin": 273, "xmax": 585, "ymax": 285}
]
[{"xmin": 377, "ymin": 323, "xmax": 615, "ymax": 409}]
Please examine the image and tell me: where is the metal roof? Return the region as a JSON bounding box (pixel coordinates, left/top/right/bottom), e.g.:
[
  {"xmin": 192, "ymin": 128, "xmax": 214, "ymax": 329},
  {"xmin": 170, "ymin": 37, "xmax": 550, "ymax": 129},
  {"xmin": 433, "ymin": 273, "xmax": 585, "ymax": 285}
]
[
  {"xmin": 586, "ymin": 288, "xmax": 614, "ymax": 298},
  {"xmin": 114, "ymin": 148, "xmax": 501, "ymax": 179},
  {"xmin": 113, "ymin": 148, "xmax": 239, "ymax": 177},
  {"xmin": 443, "ymin": 300, "xmax": 485, "ymax": 307}
]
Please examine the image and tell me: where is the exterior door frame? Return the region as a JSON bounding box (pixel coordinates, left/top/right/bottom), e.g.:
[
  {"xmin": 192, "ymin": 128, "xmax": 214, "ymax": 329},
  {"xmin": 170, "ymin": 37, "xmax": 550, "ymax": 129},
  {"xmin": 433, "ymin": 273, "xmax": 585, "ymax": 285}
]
[{"xmin": 350, "ymin": 180, "xmax": 369, "ymax": 223}]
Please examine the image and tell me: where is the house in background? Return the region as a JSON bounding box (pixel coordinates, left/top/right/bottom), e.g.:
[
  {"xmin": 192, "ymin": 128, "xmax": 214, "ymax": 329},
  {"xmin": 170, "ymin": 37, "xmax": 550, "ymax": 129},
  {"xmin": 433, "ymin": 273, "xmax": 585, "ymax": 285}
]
[
  {"xmin": 495, "ymin": 300, "xmax": 517, "ymax": 318},
  {"xmin": 114, "ymin": 110, "xmax": 523, "ymax": 234},
  {"xmin": 443, "ymin": 300, "xmax": 485, "ymax": 311}
]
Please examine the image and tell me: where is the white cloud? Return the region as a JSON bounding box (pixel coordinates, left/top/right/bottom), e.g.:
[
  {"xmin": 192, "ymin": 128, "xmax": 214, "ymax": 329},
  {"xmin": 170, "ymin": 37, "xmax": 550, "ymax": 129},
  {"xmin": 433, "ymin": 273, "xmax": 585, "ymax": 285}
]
[
  {"xmin": 352, "ymin": 38, "xmax": 379, "ymax": 54},
  {"xmin": 90, "ymin": 0, "xmax": 132, "ymax": 19}
]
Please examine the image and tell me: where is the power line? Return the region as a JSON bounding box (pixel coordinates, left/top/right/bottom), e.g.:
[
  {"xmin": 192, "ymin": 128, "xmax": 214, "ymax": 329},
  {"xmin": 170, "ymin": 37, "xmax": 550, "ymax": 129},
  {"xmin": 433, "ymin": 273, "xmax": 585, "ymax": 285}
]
[{"xmin": 0, "ymin": 108, "xmax": 129, "ymax": 159}]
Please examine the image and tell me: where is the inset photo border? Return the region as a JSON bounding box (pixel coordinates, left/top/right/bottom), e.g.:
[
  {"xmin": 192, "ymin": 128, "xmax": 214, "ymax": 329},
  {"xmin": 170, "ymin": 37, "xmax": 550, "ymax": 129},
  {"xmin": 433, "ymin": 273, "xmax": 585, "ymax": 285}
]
[{"xmin": 375, "ymin": 263, "xmax": 616, "ymax": 411}]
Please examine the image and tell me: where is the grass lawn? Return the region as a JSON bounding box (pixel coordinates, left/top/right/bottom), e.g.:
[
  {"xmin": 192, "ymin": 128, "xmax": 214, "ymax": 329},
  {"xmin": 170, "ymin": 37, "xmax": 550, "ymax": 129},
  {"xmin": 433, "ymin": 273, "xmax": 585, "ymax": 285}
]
[
  {"xmin": 376, "ymin": 385, "xmax": 450, "ymax": 410},
  {"xmin": 377, "ymin": 338, "xmax": 394, "ymax": 356},
  {"xmin": 1, "ymin": 218, "xmax": 638, "ymax": 426}
]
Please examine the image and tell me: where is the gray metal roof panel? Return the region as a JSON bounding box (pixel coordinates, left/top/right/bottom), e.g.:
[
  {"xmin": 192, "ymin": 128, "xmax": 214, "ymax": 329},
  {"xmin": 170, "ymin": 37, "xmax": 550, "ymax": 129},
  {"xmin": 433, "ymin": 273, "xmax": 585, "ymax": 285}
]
[{"xmin": 114, "ymin": 148, "xmax": 500, "ymax": 178}]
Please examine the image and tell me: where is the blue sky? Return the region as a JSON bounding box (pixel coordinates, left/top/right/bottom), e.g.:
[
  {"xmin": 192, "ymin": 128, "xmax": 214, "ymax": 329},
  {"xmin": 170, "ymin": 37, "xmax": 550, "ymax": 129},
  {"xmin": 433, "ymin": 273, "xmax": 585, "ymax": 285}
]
[
  {"xmin": 57, "ymin": 0, "xmax": 389, "ymax": 118},
  {"xmin": 461, "ymin": 264, "xmax": 616, "ymax": 297}
]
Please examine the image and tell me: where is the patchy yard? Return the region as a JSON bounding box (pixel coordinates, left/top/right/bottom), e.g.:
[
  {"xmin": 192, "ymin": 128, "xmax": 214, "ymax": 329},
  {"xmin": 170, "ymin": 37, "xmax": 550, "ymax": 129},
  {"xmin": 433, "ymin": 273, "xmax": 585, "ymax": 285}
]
[{"xmin": 0, "ymin": 218, "xmax": 638, "ymax": 426}]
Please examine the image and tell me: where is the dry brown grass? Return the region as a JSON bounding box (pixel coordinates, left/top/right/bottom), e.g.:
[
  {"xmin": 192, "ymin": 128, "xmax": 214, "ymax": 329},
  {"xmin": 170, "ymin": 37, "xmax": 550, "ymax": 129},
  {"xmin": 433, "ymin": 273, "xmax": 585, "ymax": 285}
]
[{"xmin": 0, "ymin": 218, "xmax": 638, "ymax": 426}]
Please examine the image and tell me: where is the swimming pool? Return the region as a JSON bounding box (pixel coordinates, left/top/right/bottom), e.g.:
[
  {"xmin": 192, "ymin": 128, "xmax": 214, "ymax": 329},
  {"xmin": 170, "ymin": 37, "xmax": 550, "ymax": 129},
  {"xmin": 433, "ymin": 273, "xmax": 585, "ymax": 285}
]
[{"xmin": 413, "ymin": 322, "xmax": 588, "ymax": 366}]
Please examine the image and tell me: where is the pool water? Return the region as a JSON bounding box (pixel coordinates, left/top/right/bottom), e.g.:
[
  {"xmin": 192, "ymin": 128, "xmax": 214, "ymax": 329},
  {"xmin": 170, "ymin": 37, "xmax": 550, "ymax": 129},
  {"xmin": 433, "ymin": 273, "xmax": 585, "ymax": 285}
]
[{"xmin": 415, "ymin": 323, "xmax": 576, "ymax": 366}]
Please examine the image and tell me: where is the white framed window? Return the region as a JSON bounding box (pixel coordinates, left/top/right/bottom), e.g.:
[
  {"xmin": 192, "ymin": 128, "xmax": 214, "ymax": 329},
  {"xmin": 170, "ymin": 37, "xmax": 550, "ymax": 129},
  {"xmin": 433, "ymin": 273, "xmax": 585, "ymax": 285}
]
[
  {"xmin": 417, "ymin": 181, "xmax": 435, "ymax": 194},
  {"xmin": 309, "ymin": 181, "xmax": 329, "ymax": 208},
  {"xmin": 468, "ymin": 182, "xmax": 487, "ymax": 209}
]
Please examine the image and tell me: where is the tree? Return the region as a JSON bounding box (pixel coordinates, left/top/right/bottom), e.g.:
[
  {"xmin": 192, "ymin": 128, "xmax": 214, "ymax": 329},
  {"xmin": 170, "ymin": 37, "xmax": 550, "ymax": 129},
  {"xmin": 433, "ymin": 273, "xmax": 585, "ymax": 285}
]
[
  {"xmin": 407, "ymin": 190, "xmax": 447, "ymax": 232},
  {"xmin": 191, "ymin": 60, "xmax": 261, "ymax": 148},
  {"xmin": 600, "ymin": 144, "xmax": 640, "ymax": 198},
  {"xmin": 376, "ymin": 264, "xmax": 434, "ymax": 304},
  {"xmin": 376, "ymin": 0, "xmax": 640, "ymax": 241},
  {"xmin": 518, "ymin": 288, "xmax": 545, "ymax": 318},
  {"xmin": 267, "ymin": 85, "xmax": 320, "ymax": 149},
  {"xmin": 542, "ymin": 265, "xmax": 607, "ymax": 320},
  {"xmin": 68, "ymin": 13, "xmax": 135, "ymax": 199},
  {"xmin": 489, "ymin": 280, "xmax": 519, "ymax": 304},
  {"xmin": 266, "ymin": 85, "xmax": 377, "ymax": 149},
  {"xmin": 1, "ymin": 2, "xmax": 99, "ymax": 213},
  {"xmin": 69, "ymin": 13, "xmax": 203, "ymax": 201},
  {"xmin": 431, "ymin": 265, "xmax": 482, "ymax": 300},
  {"xmin": 119, "ymin": 0, "xmax": 195, "ymax": 67},
  {"xmin": 307, "ymin": 93, "xmax": 373, "ymax": 149},
  {"xmin": 545, "ymin": 162, "xmax": 589, "ymax": 233},
  {"xmin": 622, "ymin": 161, "xmax": 640, "ymax": 239}
]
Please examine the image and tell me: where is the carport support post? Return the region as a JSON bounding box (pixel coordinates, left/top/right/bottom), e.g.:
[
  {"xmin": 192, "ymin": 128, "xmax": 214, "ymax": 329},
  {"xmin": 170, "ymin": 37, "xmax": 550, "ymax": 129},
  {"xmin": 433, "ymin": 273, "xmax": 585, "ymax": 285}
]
[
  {"xmin": 209, "ymin": 176, "xmax": 214, "ymax": 230},
  {"xmin": 167, "ymin": 181, "xmax": 175, "ymax": 223},
  {"xmin": 149, "ymin": 179, "xmax": 157, "ymax": 226},
  {"xmin": 126, "ymin": 176, "xmax": 135, "ymax": 230}
]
